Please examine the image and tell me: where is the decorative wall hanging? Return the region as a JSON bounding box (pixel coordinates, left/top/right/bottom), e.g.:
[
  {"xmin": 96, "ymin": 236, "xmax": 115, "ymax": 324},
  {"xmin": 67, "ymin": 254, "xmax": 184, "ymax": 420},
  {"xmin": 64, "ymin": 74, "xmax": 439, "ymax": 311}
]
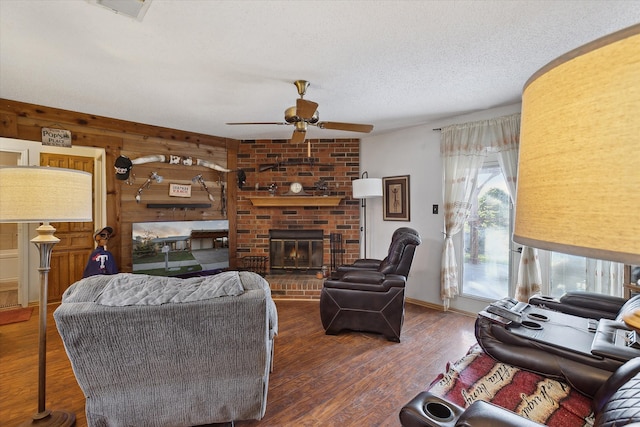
[
  {"xmin": 169, "ymin": 183, "xmax": 191, "ymax": 198},
  {"xmin": 135, "ymin": 172, "xmax": 163, "ymax": 203},
  {"xmin": 41, "ymin": 126, "xmax": 72, "ymax": 147},
  {"xmin": 192, "ymin": 174, "xmax": 215, "ymax": 201},
  {"xmin": 113, "ymin": 154, "xmax": 246, "ymax": 188},
  {"xmin": 383, "ymin": 175, "xmax": 410, "ymax": 221}
]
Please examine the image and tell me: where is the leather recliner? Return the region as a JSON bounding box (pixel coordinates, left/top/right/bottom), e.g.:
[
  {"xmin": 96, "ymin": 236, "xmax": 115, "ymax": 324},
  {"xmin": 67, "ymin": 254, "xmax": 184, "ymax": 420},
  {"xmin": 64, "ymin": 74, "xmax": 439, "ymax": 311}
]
[
  {"xmin": 399, "ymin": 356, "xmax": 640, "ymax": 427},
  {"xmin": 331, "ymin": 227, "xmax": 420, "ymax": 278},
  {"xmin": 319, "ymin": 231, "xmax": 421, "ymax": 342},
  {"xmin": 475, "ymin": 295, "xmax": 640, "ymax": 397}
]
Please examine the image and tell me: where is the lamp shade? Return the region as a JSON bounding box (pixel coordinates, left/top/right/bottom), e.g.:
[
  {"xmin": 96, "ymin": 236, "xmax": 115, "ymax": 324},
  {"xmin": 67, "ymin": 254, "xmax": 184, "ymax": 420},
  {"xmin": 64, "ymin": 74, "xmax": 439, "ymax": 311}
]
[
  {"xmin": 0, "ymin": 166, "xmax": 93, "ymax": 223},
  {"xmin": 353, "ymin": 178, "xmax": 382, "ymax": 199},
  {"xmin": 514, "ymin": 24, "xmax": 640, "ymax": 265}
]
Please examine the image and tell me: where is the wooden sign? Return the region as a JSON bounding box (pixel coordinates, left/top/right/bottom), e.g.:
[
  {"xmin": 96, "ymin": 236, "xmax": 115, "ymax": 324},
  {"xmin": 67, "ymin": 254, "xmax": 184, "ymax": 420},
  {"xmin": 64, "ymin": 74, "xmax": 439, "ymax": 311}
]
[
  {"xmin": 169, "ymin": 183, "xmax": 191, "ymax": 198},
  {"xmin": 41, "ymin": 127, "xmax": 72, "ymax": 147}
]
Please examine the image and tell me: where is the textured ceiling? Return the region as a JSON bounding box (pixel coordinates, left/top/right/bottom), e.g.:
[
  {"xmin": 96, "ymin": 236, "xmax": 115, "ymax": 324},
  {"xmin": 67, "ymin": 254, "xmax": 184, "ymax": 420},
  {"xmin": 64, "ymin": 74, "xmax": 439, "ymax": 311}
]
[{"xmin": 1, "ymin": 1, "xmax": 639, "ymax": 141}]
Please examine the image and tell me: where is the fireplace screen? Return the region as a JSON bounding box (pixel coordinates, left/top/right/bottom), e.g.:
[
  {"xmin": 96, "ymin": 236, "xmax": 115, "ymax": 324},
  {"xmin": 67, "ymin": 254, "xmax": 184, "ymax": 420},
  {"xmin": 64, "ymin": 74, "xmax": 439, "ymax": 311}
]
[{"xmin": 269, "ymin": 229, "xmax": 323, "ymax": 272}]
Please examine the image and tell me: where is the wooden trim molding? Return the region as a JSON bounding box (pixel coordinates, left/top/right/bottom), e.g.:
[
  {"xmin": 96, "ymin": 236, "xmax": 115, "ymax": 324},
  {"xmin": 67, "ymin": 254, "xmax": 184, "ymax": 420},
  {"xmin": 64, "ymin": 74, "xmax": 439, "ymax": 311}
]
[{"xmin": 249, "ymin": 196, "xmax": 343, "ymax": 207}]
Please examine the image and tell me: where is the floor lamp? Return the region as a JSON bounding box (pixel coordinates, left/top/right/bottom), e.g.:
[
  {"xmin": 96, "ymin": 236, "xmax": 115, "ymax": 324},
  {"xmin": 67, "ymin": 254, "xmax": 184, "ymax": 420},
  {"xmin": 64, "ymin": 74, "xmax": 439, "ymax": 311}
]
[
  {"xmin": 0, "ymin": 166, "xmax": 93, "ymax": 427},
  {"xmin": 352, "ymin": 171, "xmax": 382, "ymax": 259}
]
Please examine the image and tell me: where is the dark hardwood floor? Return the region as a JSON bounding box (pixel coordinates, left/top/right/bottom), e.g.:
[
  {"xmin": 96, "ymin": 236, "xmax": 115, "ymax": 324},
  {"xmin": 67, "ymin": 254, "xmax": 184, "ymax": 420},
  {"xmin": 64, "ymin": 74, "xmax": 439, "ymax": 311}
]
[{"xmin": 0, "ymin": 300, "xmax": 477, "ymax": 427}]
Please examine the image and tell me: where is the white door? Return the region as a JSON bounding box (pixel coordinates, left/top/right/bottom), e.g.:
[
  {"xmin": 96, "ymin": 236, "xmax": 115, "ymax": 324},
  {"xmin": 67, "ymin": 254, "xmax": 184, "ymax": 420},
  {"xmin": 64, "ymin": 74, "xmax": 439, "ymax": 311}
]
[
  {"xmin": 0, "ymin": 138, "xmax": 106, "ymax": 306},
  {"xmin": 0, "ymin": 138, "xmax": 41, "ymax": 307}
]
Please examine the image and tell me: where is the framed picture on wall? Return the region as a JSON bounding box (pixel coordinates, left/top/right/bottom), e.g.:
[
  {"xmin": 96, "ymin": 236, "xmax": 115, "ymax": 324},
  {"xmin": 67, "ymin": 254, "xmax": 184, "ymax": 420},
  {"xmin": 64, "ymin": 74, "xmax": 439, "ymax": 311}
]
[{"xmin": 383, "ymin": 175, "xmax": 410, "ymax": 221}]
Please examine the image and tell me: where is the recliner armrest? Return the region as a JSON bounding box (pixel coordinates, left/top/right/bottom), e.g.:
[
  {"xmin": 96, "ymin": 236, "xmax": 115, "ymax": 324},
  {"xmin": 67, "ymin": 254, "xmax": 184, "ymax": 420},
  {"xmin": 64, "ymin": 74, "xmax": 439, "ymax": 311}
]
[
  {"xmin": 323, "ymin": 272, "xmax": 406, "ymax": 292},
  {"xmin": 399, "ymin": 391, "xmax": 465, "ymax": 427},
  {"xmin": 590, "ymin": 319, "xmax": 639, "ymax": 362},
  {"xmin": 529, "ymin": 291, "xmax": 626, "ymax": 320},
  {"xmin": 456, "ymin": 401, "xmax": 542, "ymax": 427},
  {"xmin": 351, "ymin": 258, "xmax": 383, "ymax": 269}
]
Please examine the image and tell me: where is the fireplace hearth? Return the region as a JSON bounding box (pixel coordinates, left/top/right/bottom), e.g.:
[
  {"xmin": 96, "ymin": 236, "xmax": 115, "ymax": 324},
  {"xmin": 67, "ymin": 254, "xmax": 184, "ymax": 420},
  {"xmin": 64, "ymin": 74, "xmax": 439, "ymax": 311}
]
[{"xmin": 269, "ymin": 229, "xmax": 323, "ymax": 273}]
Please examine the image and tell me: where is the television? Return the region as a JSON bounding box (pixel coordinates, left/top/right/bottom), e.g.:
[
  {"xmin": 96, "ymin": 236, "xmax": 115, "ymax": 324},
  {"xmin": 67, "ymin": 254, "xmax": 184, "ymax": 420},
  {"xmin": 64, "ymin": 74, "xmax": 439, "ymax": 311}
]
[{"xmin": 132, "ymin": 220, "xmax": 229, "ymax": 277}]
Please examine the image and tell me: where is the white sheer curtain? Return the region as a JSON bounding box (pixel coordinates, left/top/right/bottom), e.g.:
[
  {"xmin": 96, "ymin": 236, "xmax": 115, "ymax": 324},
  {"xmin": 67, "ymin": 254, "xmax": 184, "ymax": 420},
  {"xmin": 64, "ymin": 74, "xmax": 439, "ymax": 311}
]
[
  {"xmin": 440, "ymin": 123, "xmax": 487, "ymax": 309},
  {"xmin": 491, "ymin": 114, "xmax": 543, "ymax": 301},
  {"xmin": 515, "ymin": 247, "xmax": 542, "ymax": 301},
  {"xmin": 440, "ymin": 114, "xmax": 522, "ymax": 309},
  {"xmin": 588, "ymin": 259, "xmax": 624, "ymax": 297}
]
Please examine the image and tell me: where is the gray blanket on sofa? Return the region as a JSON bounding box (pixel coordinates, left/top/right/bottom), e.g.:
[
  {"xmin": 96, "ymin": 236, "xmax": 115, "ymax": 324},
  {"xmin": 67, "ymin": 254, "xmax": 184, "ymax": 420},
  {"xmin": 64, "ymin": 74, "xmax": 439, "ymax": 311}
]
[
  {"xmin": 95, "ymin": 270, "xmax": 244, "ymax": 305},
  {"xmin": 62, "ymin": 270, "xmax": 278, "ymax": 335}
]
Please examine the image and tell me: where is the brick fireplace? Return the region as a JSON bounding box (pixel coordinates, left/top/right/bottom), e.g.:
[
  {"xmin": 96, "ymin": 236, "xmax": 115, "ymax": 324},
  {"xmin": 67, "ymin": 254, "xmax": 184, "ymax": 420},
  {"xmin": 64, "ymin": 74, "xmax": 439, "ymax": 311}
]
[{"xmin": 236, "ymin": 138, "xmax": 362, "ymax": 299}]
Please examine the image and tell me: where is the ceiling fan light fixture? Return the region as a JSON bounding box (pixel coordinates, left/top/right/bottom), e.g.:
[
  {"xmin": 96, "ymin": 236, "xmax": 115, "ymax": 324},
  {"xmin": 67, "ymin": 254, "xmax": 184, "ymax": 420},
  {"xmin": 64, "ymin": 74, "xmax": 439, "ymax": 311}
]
[
  {"xmin": 285, "ymin": 106, "xmax": 319, "ymax": 124},
  {"xmin": 227, "ymin": 79, "xmax": 373, "ymax": 136},
  {"xmin": 284, "ymin": 106, "xmax": 299, "ymax": 123},
  {"xmin": 294, "ymin": 80, "xmax": 310, "ymax": 98}
]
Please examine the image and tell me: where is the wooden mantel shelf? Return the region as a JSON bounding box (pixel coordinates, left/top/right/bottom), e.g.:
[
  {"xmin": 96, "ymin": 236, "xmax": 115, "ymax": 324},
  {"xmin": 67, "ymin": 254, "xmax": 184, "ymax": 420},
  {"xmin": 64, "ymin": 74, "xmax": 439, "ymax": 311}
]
[{"xmin": 249, "ymin": 196, "xmax": 343, "ymax": 207}]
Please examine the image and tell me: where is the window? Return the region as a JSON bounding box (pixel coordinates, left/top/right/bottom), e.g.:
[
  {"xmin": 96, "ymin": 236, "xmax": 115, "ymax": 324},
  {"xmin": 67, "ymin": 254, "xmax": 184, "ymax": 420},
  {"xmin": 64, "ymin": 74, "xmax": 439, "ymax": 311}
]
[
  {"xmin": 460, "ymin": 161, "xmax": 513, "ymax": 300},
  {"xmin": 540, "ymin": 251, "xmax": 623, "ymax": 298}
]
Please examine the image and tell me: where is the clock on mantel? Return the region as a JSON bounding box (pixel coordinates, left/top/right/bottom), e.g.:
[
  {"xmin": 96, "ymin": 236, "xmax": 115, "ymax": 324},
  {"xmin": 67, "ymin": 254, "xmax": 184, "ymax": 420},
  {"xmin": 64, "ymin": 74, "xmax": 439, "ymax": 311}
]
[{"xmin": 283, "ymin": 182, "xmax": 309, "ymax": 196}]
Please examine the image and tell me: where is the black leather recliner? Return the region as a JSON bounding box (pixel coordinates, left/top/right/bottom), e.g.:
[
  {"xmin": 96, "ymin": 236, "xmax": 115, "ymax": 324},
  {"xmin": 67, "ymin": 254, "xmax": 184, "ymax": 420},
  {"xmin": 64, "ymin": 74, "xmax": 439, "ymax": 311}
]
[
  {"xmin": 474, "ymin": 294, "xmax": 640, "ymax": 397},
  {"xmin": 399, "ymin": 356, "xmax": 640, "ymax": 427},
  {"xmin": 319, "ymin": 230, "xmax": 421, "ymax": 342},
  {"xmin": 331, "ymin": 227, "xmax": 420, "ymax": 278}
]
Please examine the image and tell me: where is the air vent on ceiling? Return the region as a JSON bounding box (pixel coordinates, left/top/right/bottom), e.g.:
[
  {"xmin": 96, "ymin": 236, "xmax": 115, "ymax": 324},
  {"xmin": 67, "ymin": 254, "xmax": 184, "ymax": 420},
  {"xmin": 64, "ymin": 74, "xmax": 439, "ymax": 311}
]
[{"xmin": 87, "ymin": 0, "xmax": 152, "ymax": 21}]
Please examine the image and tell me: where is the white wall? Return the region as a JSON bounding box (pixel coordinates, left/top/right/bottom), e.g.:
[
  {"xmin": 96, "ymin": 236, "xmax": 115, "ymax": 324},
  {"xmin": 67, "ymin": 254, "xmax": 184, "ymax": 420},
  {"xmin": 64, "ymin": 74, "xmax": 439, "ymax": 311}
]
[{"xmin": 360, "ymin": 102, "xmax": 522, "ymax": 307}]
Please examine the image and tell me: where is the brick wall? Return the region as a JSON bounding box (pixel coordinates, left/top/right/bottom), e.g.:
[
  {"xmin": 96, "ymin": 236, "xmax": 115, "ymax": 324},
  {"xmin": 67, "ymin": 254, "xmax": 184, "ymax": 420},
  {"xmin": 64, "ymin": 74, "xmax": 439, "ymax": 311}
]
[{"xmin": 236, "ymin": 138, "xmax": 362, "ymax": 298}]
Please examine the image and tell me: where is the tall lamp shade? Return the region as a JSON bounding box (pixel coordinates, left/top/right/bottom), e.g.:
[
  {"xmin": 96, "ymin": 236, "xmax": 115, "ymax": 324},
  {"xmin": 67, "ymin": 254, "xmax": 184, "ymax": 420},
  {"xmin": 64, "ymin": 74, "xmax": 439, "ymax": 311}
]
[
  {"xmin": 0, "ymin": 166, "xmax": 92, "ymax": 427},
  {"xmin": 0, "ymin": 166, "xmax": 93, "ymax": 223},
  {"xmin": 514, "ymin": 24, "xmax": 640, "ymax": 266},
  {"xmin": 353, "ymin": 177, "xmax": 383, "ymax": 199}
]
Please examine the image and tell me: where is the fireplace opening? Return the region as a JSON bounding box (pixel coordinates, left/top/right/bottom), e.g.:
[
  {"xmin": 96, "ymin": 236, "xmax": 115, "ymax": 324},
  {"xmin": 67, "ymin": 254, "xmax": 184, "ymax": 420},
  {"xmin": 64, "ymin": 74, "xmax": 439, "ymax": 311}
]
[{"xmin": 269, "ymin": 229, "xmax": 323, "ymax": 273}]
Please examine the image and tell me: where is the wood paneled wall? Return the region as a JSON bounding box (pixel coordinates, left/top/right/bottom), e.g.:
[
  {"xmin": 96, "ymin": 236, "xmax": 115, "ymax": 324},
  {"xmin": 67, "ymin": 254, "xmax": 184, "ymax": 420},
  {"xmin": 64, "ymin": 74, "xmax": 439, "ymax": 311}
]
[
  {"xmin": 0, "ymin": 98, "xmax": 240, "ymax": 272},
  {"xmin": 0, "ymin": 99, "xmax": 363, "ymax": 294}
]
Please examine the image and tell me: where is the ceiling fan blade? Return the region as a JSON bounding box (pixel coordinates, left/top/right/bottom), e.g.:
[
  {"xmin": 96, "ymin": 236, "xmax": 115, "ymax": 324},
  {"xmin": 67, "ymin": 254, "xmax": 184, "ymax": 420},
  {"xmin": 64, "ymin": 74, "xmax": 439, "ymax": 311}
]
[
  {"xmin": 290, "ymin": 129, "xmax": 306, "ymax": 144},
  {"xmin": 226, "ymin": 122, "xmax": 289, "ymax": 125},
  {"xmin": 317, "ymin": 121, "xmax": 374, "ymax": 133},
  {"xmin": 296, "ymin": 99, "xmax": 318, "ymax": 120}
]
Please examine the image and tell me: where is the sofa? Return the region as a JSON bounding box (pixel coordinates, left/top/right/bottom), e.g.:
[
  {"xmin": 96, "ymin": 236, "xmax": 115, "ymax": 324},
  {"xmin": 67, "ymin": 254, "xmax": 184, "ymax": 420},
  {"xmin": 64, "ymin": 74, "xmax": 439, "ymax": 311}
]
[
  {"xmin": 399, "ymin": 356, "xmax": 640, "ymax": 427},
  {"xmin": 54, "ymin": 271, "xmax": 278, "ymax": 427}
]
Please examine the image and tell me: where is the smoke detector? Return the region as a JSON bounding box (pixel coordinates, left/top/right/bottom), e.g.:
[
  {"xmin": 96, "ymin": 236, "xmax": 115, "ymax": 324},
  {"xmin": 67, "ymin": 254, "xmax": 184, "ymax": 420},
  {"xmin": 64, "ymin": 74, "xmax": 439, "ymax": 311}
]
[{"xmin": 87, "ymin": 0, "xmax": 152, "ymax": 21}]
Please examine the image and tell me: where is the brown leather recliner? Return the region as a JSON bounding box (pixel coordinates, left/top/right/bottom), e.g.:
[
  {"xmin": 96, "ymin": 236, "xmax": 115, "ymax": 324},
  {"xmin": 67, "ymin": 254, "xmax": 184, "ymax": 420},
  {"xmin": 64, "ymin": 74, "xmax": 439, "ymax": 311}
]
[
  {"xmin": 331, "ymin": 227, "xmax": 420, "ymax": 278},
  {"xmin": 399, "ymin": 356, "xmax": 640, "ymax": 427},
  {"xmin": 320, "ymin": 231, "xmax": 421, "ymax": 342}
]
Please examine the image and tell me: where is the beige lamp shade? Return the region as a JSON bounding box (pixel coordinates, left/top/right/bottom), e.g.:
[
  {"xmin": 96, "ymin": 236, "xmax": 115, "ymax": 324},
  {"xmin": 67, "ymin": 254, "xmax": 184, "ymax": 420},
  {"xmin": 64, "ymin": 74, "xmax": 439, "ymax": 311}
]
[
  {"xmin": 0, "ymin": 166, "xmax": 93, "ymax": 223},
  {"xmin": 514, "ymin": 24, "xmax": 640, "ymax": 265},
  {"xmin": 353, "ymin": 178, "xmax": 382, "ymax": 199}
]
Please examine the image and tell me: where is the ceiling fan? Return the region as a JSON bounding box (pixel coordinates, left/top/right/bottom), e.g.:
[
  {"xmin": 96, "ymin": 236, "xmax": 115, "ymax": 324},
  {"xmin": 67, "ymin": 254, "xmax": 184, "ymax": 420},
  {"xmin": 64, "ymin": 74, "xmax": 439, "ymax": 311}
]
[{"xmin": 226, "ymin": 80, "xmax": 374, "ymax": 144}]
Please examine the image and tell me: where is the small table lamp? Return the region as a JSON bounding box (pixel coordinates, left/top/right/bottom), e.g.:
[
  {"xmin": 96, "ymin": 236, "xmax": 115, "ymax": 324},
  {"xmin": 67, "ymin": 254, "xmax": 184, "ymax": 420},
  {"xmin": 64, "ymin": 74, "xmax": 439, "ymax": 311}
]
[
  {"xmin": 514, "ymin": 25, "xmax": 640, "ymax": 330},
  {"xmin": 353, "ymin": 171, "xmax": 382, "ymax": 258},
  {"xmin": 0, "ymin": 166, "xmax": 93, "ymax": 427}
]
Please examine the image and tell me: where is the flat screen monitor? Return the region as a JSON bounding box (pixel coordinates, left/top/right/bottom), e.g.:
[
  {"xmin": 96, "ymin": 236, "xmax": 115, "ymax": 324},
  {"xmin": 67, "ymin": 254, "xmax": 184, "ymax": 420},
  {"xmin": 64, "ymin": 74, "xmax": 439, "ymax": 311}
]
[{"xmin": 132, "ymin": 220, "xmax": 229, "ymax": 277}]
